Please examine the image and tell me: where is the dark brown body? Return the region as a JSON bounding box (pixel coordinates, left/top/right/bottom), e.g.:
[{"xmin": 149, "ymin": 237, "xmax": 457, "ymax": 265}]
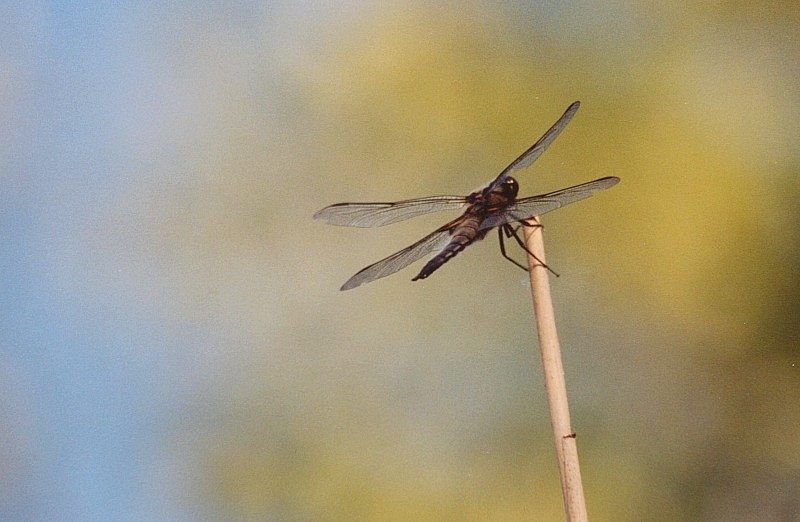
[{"xmin": 412, "ymin": 177, "xmax": 519, "ymax": 281}]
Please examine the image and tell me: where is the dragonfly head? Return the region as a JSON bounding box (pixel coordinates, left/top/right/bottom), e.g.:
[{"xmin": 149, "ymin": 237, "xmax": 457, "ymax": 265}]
[{"xmin": 500, "ymin": 177, "xmax": 519, "ymax": 199}]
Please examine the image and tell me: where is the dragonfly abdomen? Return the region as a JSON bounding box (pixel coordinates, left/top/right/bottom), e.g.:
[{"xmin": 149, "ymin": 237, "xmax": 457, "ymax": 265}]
[{"xmin": 412, "ymin": 215, "xmax": 483, "ymax": 281}]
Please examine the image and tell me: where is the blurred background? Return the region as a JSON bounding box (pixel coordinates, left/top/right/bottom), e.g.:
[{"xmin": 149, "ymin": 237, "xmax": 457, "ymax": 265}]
[{"xmin": 1, "ymin": 1, "xmax": 798, "ymax": 520}]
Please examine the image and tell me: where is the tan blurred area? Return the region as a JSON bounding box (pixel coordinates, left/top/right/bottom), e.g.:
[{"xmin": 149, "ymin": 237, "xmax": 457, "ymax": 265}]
[{"xmin": 89, "ymin": 1, "xmax": 799, "ymax": 519}]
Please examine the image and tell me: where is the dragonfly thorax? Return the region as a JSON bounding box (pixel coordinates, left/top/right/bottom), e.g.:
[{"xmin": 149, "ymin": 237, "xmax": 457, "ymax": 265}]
[
  {"xmin": 472, "ymin": 176, "xmax": 519, "ymax": 203},
  {"xmin": 467, "ymin": 176, "xmax": 519, "ymax": 211}
]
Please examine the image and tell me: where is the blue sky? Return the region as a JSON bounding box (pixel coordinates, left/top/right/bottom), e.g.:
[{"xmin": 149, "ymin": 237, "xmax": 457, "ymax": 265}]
[{"xmin": 2, "ymin": 3, "xmax": 184, "ymax": 518}]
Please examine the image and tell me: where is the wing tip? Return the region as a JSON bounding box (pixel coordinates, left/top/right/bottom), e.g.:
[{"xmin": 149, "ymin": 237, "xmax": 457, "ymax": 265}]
[
  {"xmin": 313, "ymin": 203, "xmax": 354, "ymax": 221},
  {"xmin": 340, "ymin": 275, "xmax": 362, "ymax": 291}
]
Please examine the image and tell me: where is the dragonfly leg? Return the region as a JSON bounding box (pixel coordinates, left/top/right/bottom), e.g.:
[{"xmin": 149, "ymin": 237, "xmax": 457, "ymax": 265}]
[
  {"xmin": 498, "ymin": 227, "xmax": 528, "ymax": 272},
  {"xmin": 520, "ymin": 218, "xmax": 543, "ymax": 230},
  {"xmin": 507, "ymin": 225, "xmax": 560, "ymax": 277}
]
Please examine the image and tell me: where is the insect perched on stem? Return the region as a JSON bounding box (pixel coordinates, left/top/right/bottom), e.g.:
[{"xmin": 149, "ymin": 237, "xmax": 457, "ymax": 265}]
[{"xmin": 314, "ymin": 101, "xmax": 619, "ymax": 290}]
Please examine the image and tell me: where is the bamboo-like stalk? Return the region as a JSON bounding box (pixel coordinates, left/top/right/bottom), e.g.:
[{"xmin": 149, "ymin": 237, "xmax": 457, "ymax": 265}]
[{"xmin": 523, "ymin": 218, "xmax": 588, "ymax": 522}]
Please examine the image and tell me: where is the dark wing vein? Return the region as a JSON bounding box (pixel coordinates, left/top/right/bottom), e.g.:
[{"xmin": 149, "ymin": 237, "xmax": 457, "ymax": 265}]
[
  {"xmin": 340, "ymin": 226, "xmax": 454, "ymax": 290},
  {"xmin": 490, "ymin": 101, "xmax": 580, "ymax": 188},
  {"xmin": 478, "ymin": 176, "xmax": 620, "ymax": 230},
  {"xmin": 314, "ymin": 196, "xmax": 466, "ymax": 227}
]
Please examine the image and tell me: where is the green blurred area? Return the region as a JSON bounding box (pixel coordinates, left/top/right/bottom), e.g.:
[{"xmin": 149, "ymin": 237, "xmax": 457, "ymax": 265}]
[{"xmin": 103, "ymin": 2, "xmax": 800, "ymax": 519}]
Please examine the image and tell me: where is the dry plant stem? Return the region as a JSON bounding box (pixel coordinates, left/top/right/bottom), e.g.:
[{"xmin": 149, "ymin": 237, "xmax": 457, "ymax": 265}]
[{"xmin": 523, "ymin": 218, "xmax": 588, "ymax": 522}]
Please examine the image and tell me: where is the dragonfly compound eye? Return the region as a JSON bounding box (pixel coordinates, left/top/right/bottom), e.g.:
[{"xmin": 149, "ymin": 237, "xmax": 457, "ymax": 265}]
[{"xmin": 504, "ymin": 178, "xmax": 519, "ymax": 197}]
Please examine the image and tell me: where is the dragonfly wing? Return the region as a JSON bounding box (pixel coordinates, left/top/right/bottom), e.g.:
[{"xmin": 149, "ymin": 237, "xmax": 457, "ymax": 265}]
[
  {"xmin": 340, "ymin": 226, "xmax": 454, "ymax": 290},
  {"xmin": 478, "ymin": 176, "xmax": 620, "ymax": 230},
  {"xmin": 314, "ymin": 196, "xmax": 466, "ymax": 227},
  {"xmin": 490, "ymin": 101, "xmax": 580, "ymax": 189}
]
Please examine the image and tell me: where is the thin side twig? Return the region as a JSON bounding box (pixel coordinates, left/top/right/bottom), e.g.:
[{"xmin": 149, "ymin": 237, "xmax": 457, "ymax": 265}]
[{"xmin": 523, "ymin": 218, "xmax": 588, "ymax": 522}]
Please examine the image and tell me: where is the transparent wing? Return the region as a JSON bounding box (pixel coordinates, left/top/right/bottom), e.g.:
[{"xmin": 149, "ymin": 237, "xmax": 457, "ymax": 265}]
[
  {"xmin": 490, "ymin": 101, "xmax": 580, "ymax": 189},
  {"xmin": 340, "ymin": 226, "xmax": 454, "ymax": 290},
  {"xmin": 478, "ymin": 176, "xmax": 620, "ymax": 230},
  {"xmin": 314, "ymin": 196, "xmax": 466, "ymax": 227}
]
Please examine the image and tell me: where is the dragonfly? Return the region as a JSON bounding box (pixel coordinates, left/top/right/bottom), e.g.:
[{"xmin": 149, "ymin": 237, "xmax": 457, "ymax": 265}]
[{"xmin": 314, "ymin": 101, "xmax": 620, "ymax": 291}]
